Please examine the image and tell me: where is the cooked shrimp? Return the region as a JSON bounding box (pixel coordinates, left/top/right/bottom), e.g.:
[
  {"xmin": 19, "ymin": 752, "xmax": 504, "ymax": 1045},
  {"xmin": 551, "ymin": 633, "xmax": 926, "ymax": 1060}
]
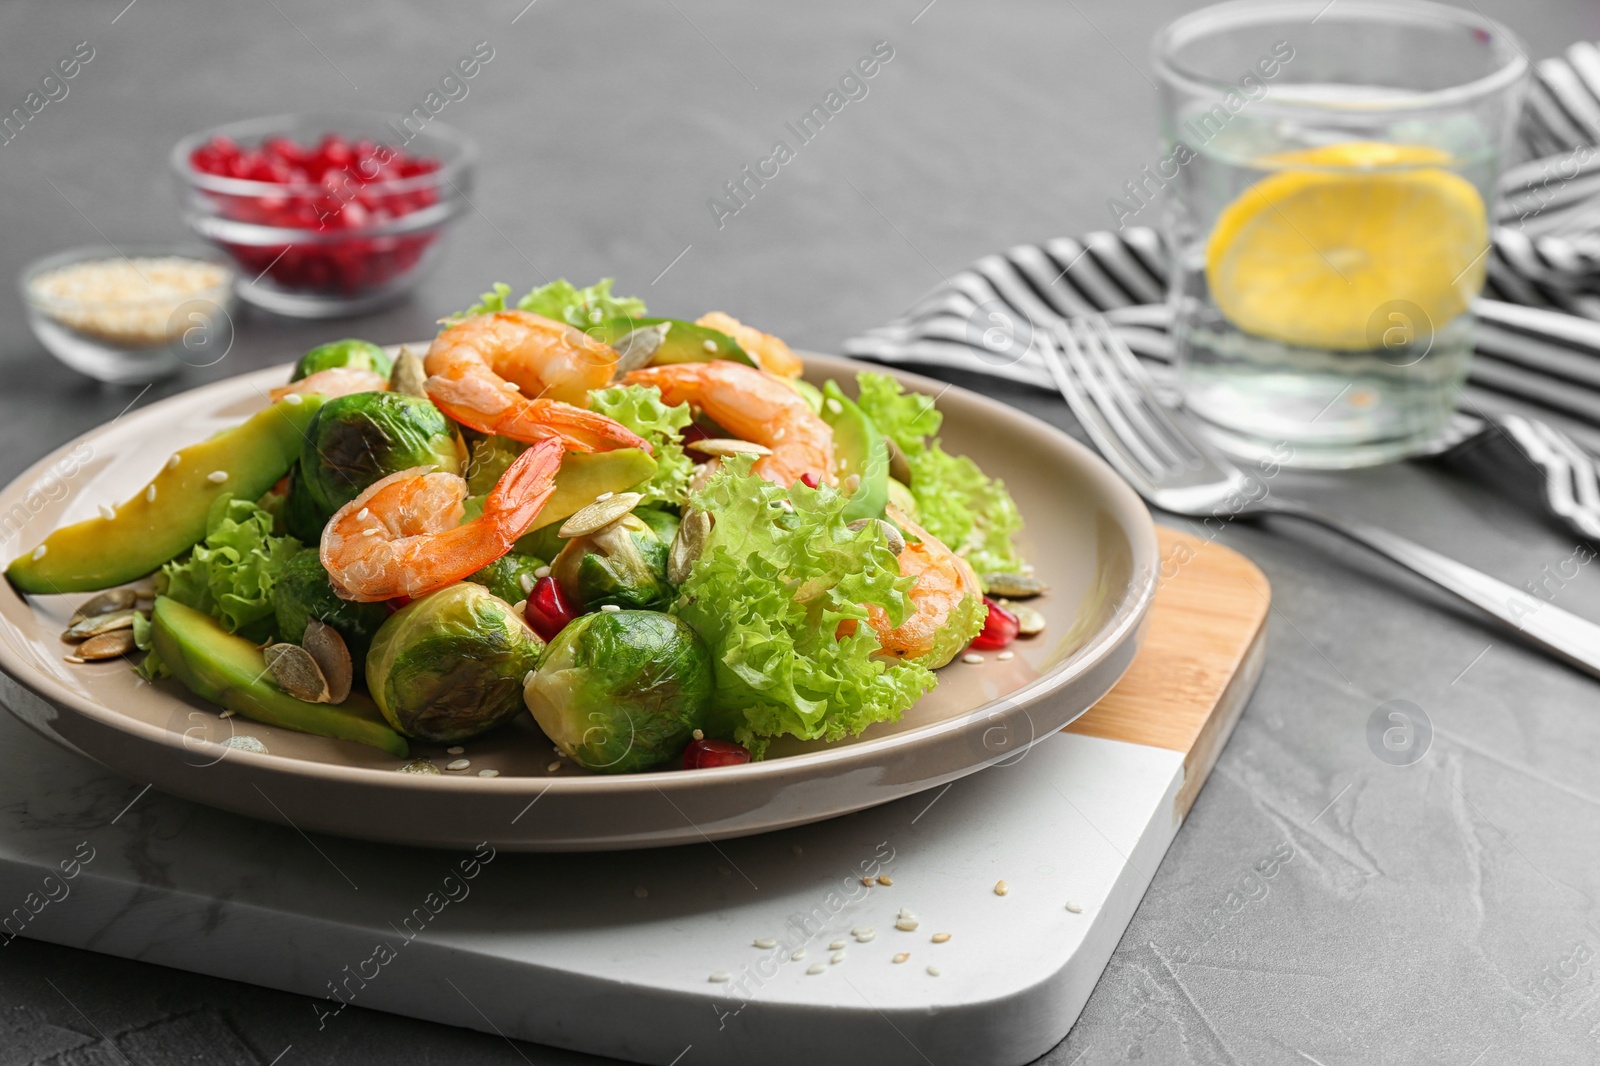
[
  {"xmin": 696, "ymin": 311, "xmax": 803, "ymax": 377},
  {"xmin": 271, "ymin": 367, "xmax": 389, "ymax": 402},
  {"xmin": 867, "ymin": 507, "xmax": 982, "ymax": 667},
  {"xmin": 425, "ymin": 310, "xmax": 648, "ymax": 453},
  {"xmin": 624, "ymin": 361, "xmax": 832, "ymax": 487},
  {"xmin": 321, "ymin": 438, "xmax": 563, "ymax": 602}
]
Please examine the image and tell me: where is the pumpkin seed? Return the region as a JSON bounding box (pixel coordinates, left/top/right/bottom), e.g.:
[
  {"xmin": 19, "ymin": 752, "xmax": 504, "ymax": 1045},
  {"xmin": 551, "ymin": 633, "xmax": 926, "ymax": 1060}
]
[
  {"xmin": 70, "ymin": 588, "xmax": 136, "ymax": 625},
  {"xmin": 685, "ymin": 438, "xmax": 772, "ymax": 459},
  {"xmin": 263, "ymin": 642, "xmax": 332, "ymax": 703},
  {"xmin": 611, "ymin": 323, "xmax": 670, "ymax": 378},
  {"xmin": 885, "ymin": 436, "xmax": 912, "ymax": 485},
  {"xmin": 559, "ymin": 492, "xmax": 644, "ymax": 538},
  {"xmin": 75, "ymin": 629, "xmax": 137, "ymax": 660},
  {"xmin": 669, "ymin": 508, "xmax": 714, "ymax": 584},
  {"xmin": 847, "ymin": 517, "xmax": 906, "ymax": 556},
  {"xmin": 64, "ymin": 608, "xmax": 138, "ymax": 643},
  {"xmin": 1010, "ymin": 603, "xmax": 1046, "ymax": 636},
  {"xmin": 301, "ymin": 620, "xmax": 353, "ymax": 704},
  {"xmin": 982, "ymin": 572, "xmax": 1048, "ymax": 598},
  {"xmin": 389, "ymin": 346, "xmax": 429, "ymax": 398}
]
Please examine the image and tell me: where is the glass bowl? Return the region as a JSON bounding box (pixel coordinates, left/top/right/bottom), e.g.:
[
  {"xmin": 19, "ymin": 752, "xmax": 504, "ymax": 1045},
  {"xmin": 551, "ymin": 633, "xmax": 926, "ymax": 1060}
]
[
  {"xmin": 171, "ymin": 112, "xmax": 476, "ymax": 318},
  {"xmin": 21, "ymin": 244, "xmax": 237, "ymax": 384}
]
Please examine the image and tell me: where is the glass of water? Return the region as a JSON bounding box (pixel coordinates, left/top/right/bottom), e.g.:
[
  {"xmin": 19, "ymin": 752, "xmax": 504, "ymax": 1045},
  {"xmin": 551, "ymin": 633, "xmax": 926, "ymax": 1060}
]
[{"xmin": 1151, "ymin": 0, "xmax": 1528, "ymax": 468}]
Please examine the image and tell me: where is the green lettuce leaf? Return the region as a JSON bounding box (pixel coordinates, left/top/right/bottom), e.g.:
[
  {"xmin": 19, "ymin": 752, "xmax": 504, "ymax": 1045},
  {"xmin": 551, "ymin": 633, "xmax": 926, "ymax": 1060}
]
[
  {"xmin": 587, "ymin": 384, "xmax": 694, "ymax": 508},
  {"xmin": 158, "ymin": 494, "xmax": 305, "ymax": 642},
  {"xmin": 453, "ymin": 278, "xmax": 647, "ymax": 329},
  {"xmin": 672, "ymin": 455, "xmax": 934, "ymax": 756},
  {"xmin": 855, "ymin": 371, "xmax": 1024, "ymax": 575}
]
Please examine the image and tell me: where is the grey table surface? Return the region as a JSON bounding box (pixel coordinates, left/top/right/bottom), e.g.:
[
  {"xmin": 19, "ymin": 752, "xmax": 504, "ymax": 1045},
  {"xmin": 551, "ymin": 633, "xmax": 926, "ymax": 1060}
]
[{"xmin": 2, "ymin": 1, "xmax": 1599, "ymax": 1064}]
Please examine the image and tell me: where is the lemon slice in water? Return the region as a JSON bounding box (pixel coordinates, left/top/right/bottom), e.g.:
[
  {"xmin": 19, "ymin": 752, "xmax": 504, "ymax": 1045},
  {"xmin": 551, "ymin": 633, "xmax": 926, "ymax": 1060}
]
[{"xmin": 1204, "ymin": 142, "xmax": 1487, "ymax": 352}]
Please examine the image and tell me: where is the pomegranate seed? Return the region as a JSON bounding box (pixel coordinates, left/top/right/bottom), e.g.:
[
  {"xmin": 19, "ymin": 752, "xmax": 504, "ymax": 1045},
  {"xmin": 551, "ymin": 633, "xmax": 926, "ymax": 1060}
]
[
  {"xmin": 798, "ymin": 472, "xmax": 820, "ymax": 489},
  {"xmin": 683, "ymin": 738, "xmax": 751, "ymax": 769},
  {"xmin": 969, "ymin": 596, "xmax": 1020, "ymax": 650},
  {"xmin": 525, "ymin": 576, "xmax": 578, "ymax": 642}
]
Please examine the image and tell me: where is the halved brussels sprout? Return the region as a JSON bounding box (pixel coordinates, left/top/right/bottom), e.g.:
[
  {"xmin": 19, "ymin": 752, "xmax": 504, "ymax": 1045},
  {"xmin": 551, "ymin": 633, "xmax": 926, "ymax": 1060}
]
[
  {"xmin": 467, "ymin": 551, "xmax": 547, "ymax": 606},
  {"xmin": 366, "ymin": 583, "xmax": 543, "ymax": 743},
  {"xmin": 634, "ymin": 506, "xmax": 680, "ymax": 545},
  {"xmin": 301, "ymin": 392, "xmax": 463, "ymax": 516},
  {"xmin": 523, "ymin": 610, "xmax": 712, "ymax": 773},
  {"xmin": 282, "ymin": 466, "xmax": 328, "ymax": 544},
  {"xmin": 273, "ymin": 550, "xmax": 390, "ymax": 677},
  {"xmin": 551, "ymin": 514, "xmax": 671, "ymax": 611},
  {"xmin": 292, "ymin": 339, "xmax": 393, "ymax": 381}
]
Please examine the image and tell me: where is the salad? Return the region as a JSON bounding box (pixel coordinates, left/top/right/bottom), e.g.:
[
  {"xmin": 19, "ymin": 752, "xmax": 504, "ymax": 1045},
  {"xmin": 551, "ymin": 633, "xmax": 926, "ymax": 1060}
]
[{"xmin": 7, "ymin": 279, "xmax": 1046, "ymax": 773}]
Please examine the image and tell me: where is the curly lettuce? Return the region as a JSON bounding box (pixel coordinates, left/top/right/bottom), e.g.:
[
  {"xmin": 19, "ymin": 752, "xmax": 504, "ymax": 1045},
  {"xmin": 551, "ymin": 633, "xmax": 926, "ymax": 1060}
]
[
  {"xmin": 673, "ymin": 455, "xmax": 934, "ymax": 756},
  {"xmin": 158, "ymin": 494, "xmax": 304, "ymax": 639},
  {"xmin": 453, "ymin": 278, "xmax": 647, "ymax": 329},
  {"xmin": 855, "ymin": 371, "xmax": 1024, "ymax": 576},
  {"xmin": 587, "ymin": 384, "xmax": 694, "ymax": 508}
]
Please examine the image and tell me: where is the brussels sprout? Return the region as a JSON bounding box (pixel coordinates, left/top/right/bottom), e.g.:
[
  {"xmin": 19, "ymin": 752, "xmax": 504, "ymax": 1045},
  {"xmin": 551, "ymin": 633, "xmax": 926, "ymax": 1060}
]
[
  {"xmin": 273, "ymin": 550, "xmax": 390, "ymax": 676},
  {"xmin": 464, "ymin": 435, "xmax": 524, "ymax": 495},
  {"xmin": 366, "ymin": 582, "xmax": 542, "ymax": 743},
  {"xmin": 634, "ymin": 506, "xmax": 680, "ymax": 545},
  {"xmin": 292, "ymin": 338, "xmax": 393, "ymax": 381},
  {"xmin": 282, "ymin": 467, "xmax": 327, "ymax": 544},
  {"xmin": 524, "ymin": 610, "xmax": 712, "ymax": 773},
  {"xmin": 551, "ymin": 514, "xmax": 671, "ymax": 611},
  {"xmin": 301, "ymin": 392, "xmax": 463, "ymax": 516},
  {"xmin": 467, "ymin": 551, "xmax": 547, "ymax": 605}
]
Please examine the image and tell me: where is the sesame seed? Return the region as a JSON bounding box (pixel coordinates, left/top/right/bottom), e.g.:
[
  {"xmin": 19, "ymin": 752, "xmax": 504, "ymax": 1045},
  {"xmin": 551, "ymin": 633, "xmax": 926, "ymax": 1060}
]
[
  {"xmin": 825, "ymin": 398, "xmax": 843, "ymax": 415},
  {"xmin": 512, "ymin": 600, "xmax": 527, "ymax": 614},
  {"xmin": 477, "ymin": 769, "xmax": 499, "ymax": 778},
  {"xmin": 207, "ymin": 470, "xmax": 228, "ymax": 484},
  {"xmin": 362, "ymin": 528, "xmax": 379, "ymax": 537},
  {"xmin": 790, "ymin": 948, "xmax": 806, "ymax": 961},
  {"xmin": 502, "ymin": 380, "xmax": 520, "ymax": 391},
  {"xmin": 98, "ymin": 505, "xmax": 115, "ymax": 521},
  {"xmin": 601, "ymin": 604, "xmax": 622, "ymax": 613},
  {"xmin": 282, "ymin": 392, "xmax": 304, "ymax": 405},
  {"xmin": 851, "ymin": 926, "xmax": 874, "ymax": 937},
  {"xmin": 31, "ymin": 545, "xmax": 46, "ymax": 560},
  {"xmin": 1065, "ymin": 900, "xmax": 1084, "ymax": 913},
  {"xmin": 145, "ymin": 484, "xmax": 157, "ymax": 503},
  {"xmin": 931, "ymin": 932, "xmax": 951, "ymax": 943},
  {"xmin": 546, "ymin": 761, "xmax": 561, "ymax": 772},
  {"xmin": 167, "ymin": 454, "xmax": 182, "ymax": 470},
  {"xmin": 219, "ymin": 709, "xmax": 236, "ymax": 719},
  {"xmin": 892, "ymin": 953, "xmax": 909, "ymax": 964},
  {"xmin": 446, "ymin": 759, "xmax": 470, "ymax": 771},
  {"xmin": 895, "ymin": 918, "xmax": 919, "ymax": 932},
  {"xmin": 806, "ymin": 963, "xmax": 826, "ymax": 975},
  {"xmin": 855, "ymin": 931, "xmax": 876, "ymax": 943},
  {"xmin": 357, "ymin": 508, "xmax": 370, "ymax": 520},
  {"xmin": 861, "ymin": 877, "xmax": 874, "ymax": 887},
  {"xmin": 692, "ymin": 728, "xmax": 704, "ymax": 741},
  {"xmin": 595, "ymin": 491, "xmax": 614, "ymax": 501},
  {"xmin": 634, "ymin": 886, "xmax": 649, "ymax": 899},
  {"xmin": 702, "ymin": 339, "xmax": 718, "ymax": 353},
  {"xmin": 831, "ymin": 951, "xmax": 845, "ymax": 964},
  {"xmin": 926, "ymin": 966, "xmax": 940, "ymax": 977},
  {"xmin": 897, "ymin": 908, "xmax": 915, "ymax": 920},
  {"xmin": 519, "ymin": 573, "xmax": 535, "ymax": 594},
  {"xmin": 753, "ymin": 937, "xmax": 776, "ymax": 949},
  {"xmin": 62, "ymin": 655, "xmax": 84, "ymax": 664},
  {"xmin": 534, "ymin": 565, "xmax": 551, "ymax": 579},
  {"xmin": 829, "ymin": 939, "xmax": 847, "ymax": 951},
  {"xmin": 998, "ymin": 650, "xmax": 1014, "ymax": 661},
  {"xmin": 709, "ymin": 972, "xmax": 731, "ymax": 983},
  {"xmin": 962, "ymin": 653, "xmax": 985, "ymax": 665},
  {"xmin": 447, "ymin": 746, "xmax": 465, "ymax": 754},
  {"xmin": 877, "ymin": 875, "xmax": 893, "ymax": 886},
  {"xmin": 994, "ymin": 880, "xmax": 1009, "ymax": 896}
]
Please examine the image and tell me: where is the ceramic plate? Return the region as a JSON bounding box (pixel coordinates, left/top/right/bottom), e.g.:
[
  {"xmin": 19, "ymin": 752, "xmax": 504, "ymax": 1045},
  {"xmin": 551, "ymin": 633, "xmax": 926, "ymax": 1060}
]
[{"xmin": 0, "ymin": 353, "xmax": 1156, "ymax": 851}]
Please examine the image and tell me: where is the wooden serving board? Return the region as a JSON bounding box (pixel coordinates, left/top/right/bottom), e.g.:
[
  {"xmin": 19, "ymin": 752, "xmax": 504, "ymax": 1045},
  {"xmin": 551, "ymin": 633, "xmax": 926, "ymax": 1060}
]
[{"xmin": 0, "ymin": 528, "xmax": 1266, "ymax": 1066}]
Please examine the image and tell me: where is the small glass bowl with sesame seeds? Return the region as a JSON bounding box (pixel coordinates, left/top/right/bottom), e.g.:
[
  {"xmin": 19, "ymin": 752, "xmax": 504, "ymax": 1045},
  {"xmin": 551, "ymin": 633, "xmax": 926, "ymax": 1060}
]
[{"xmin": 20, "ymin": 244, "xmax": 237, "ymax": 384}]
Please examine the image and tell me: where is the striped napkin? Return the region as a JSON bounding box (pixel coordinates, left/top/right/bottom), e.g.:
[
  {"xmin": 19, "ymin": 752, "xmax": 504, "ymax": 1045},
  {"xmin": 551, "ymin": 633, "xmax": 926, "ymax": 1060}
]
[{"xmin": 847, "ymin": 40, "xmax": 1600, "ymax": 542}]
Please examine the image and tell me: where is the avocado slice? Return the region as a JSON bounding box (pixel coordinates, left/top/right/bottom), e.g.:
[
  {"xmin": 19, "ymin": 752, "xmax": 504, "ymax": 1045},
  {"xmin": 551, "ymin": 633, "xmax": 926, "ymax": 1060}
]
[
  {"xmin": 150, "ymin": 596, "xmax": 408, "ymax": 757},
  {"xmin": 820, "ymin": 382, "xmax": 889, "ymax": 524},
  {"xmin": 590, "ymin": 317, "xmax": 756, "ymax": 368},
  {"xmin": 459, "ymin": 447, "xmax": 658, "ymax": 554},
  {"xmin": 7, "ymin": 396, "xmax": 326, "ymax": 595}
]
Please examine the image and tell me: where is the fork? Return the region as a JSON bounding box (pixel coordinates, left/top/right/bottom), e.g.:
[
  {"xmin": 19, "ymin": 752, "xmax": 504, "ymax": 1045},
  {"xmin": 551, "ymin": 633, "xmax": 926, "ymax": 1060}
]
[{"xmin": 1042, "ymin": 316, "xmax": 1600, "ymax": 680}]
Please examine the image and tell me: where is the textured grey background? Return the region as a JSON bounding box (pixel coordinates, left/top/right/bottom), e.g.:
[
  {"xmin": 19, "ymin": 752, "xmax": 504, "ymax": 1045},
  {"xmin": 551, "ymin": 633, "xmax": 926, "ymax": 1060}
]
[{"xmin": 3, "ymin": 1, "xmax": 1600, "ymax": 1064}]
